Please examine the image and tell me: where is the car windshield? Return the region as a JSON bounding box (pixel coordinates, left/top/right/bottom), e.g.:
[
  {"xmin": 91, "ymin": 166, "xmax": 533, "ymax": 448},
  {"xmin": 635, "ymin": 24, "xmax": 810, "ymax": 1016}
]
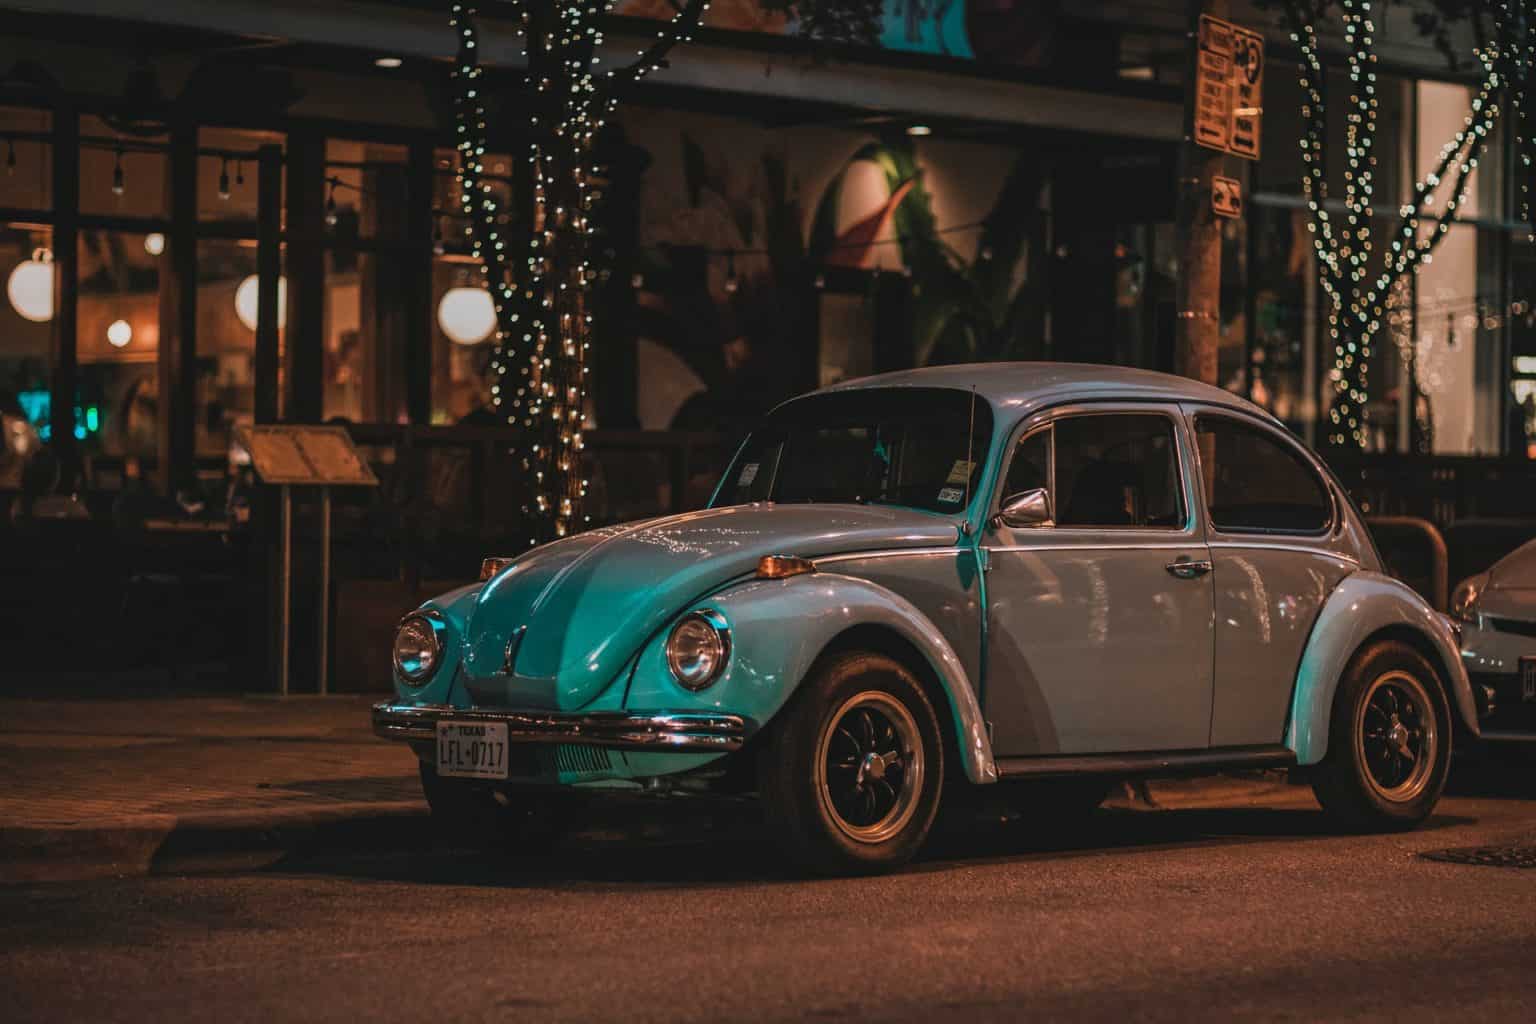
[{"xmin": 712, "ymin": 387, "xmax": 994, "ymax": 514}]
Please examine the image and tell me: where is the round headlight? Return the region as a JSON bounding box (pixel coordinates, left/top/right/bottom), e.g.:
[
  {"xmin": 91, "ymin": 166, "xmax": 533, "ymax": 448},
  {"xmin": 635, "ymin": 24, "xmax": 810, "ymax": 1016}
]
[
  {"xmin": 393, "ymin": 614, "xmax": 442, "ymax": 684},
  {"xmin": 666, "ymin": 610, "xmax": 730, "ymax": 691},
  {"xmin": 1449, "ymin": 575, "xmax": 1486, "ymax": 623}
]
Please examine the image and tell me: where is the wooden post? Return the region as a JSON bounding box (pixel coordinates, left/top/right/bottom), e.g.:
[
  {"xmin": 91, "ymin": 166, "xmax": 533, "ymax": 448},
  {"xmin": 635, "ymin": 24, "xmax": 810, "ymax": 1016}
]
[{"xmin": 1175, "ymin": 0, "xmax": 1228, "ymax": 387}]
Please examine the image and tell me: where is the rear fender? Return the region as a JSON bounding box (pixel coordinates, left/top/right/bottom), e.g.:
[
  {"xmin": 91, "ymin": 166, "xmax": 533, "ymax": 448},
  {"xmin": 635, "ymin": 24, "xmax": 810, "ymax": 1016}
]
[{"xmin": 1286, "ymin": 570, "xmax": 1478, "ymax": 765}]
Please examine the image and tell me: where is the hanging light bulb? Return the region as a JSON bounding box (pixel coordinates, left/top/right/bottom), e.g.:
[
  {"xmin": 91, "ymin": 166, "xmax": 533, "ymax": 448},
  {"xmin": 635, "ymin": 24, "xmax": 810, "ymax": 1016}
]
[
  {"xmin": 432, "ymin": 215, "xmax": 445, "ymax": 256},
  {"xmin": 218, "ymin": 158, "xmax": 231, "ymax": 200},
  {"xmin": 324, "ymin": 177, "xmax": 338, "ymax": 228},
  {"xmin": 235, "ymin": 160, "xmax": 245, "ymax": 187},
  {"xmin": 724, "ymin": 251, "xmax": 739, "ymax": 294},
  {"xmin": 111, "ymin": 146, "xmax": 125, "ymax": 196}
]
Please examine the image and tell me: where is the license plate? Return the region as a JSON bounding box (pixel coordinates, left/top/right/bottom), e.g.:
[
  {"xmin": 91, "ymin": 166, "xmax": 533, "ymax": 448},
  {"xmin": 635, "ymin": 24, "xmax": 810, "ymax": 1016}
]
[
  {"xmin": 436, "ymin": 721, "xmax": 509, "ymax": 779},
  {"xmin": 1522, "ymin": 659, "xmax": 1536, "ymax": 703}
]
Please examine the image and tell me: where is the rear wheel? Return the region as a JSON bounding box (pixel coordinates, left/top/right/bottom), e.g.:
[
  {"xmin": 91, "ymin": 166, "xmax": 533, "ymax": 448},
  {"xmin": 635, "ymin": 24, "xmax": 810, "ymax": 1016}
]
[
  {"xmin": 758, "ymin": 651, "xmax": 945, "ymax": 875},
  {"xmin": 1312, "ymin": 641, "xmax": 1451, "ymax": 830},
  {"xmin": 417, "ymin": 761, "xmax": 568, "ymax": 852}
]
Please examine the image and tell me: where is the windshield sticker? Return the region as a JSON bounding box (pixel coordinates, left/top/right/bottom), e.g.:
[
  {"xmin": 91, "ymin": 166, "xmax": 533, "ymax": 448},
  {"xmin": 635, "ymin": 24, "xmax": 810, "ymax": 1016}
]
[
  {"xmin": 946, "ymin": 460, "xmax": 975, "ymax": 485},
  {"xmin": 937, "ymin": 486, "xmax": 965, "ymax": 504},
  {"xmin": 738, "ymin": 462, "xmax": 760, "ymax": 486}
]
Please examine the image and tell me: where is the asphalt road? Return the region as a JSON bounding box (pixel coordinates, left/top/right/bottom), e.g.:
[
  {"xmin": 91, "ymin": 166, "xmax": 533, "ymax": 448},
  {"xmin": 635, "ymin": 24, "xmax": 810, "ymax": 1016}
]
[{"xmin": 5, "ymin": 770, "xmax": 1536, "ymax": 1023}]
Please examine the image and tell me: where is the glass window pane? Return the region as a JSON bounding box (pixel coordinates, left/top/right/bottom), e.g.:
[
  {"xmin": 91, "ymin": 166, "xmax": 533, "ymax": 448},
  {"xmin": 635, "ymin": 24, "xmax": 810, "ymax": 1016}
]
[
  {"xmin": 77, "ymin": 229, "xmax": 160, "ymax": 458},
  {"xmin": 80, "ymin": 116, "xmax": 168, "ymax": 220},
  {"xmin": 325, "ymin": 140, "xmax": 408, "ymax": 242},
  {"xmin": 1002, "ymin": 428, "xmax": 1049, "ymax": 499},
  {"xmin": 198, "ymin": 127, "xmax": 285, "ymax": 225},
  {"xmin": 430, "ymin": 257, "xmax": 496, "ymax": 424},
  {"xmin": 323, "ymin": 250, "xmax": 409, "ymax": 424},
  {"xmin": 197, "ymin": 240, "xmax": 282, "ymax": 456},
  {"xmin": 0, "ymin": 106, "xmax": 51, "ymax": 210},
  {"xmin": 1196, "ymin": 416, "xmax": 1330, "ymax": 533},
  {"xmin": 1054, "ymin": 415, "xmax": 1182, "ymax": 528},
  {"xmin": 1, "ymin": 223, "xmax": 51, "ymax": 485}
]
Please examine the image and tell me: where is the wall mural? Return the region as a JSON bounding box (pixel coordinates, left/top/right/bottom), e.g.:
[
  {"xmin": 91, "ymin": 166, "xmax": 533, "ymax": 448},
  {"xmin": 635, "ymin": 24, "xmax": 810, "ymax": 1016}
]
[
  {"xmin": 617, "ymin": 108, "xmax": 1044, "ymax": 435},
  {"xmin": 614, "ymin": 0, "xmax": 1058, "ymax": 67}
]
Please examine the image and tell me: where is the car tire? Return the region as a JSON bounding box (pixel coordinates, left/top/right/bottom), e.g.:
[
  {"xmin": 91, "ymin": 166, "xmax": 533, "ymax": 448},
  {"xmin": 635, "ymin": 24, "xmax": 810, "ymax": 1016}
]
[
  {"xmin": 417, "ymin": 761, "xmax": 568, "ymax": 852},
  {"xmin": 758, "ymin": 651, "xmax": 945, "ymax": 875},
  {"xmin": 1311, "ymin": 640, "xmax": 1452, "ymax": 831}
]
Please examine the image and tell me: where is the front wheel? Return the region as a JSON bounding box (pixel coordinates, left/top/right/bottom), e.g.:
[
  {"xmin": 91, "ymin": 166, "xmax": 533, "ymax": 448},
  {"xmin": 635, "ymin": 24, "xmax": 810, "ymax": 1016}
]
[
  {"xmin": 1311, "ymin": 641, "xmax": 1452, "ymax": 831},
  {"xmin": 758, "ymin": 651, "xmax": 945, "ymax": 875}
]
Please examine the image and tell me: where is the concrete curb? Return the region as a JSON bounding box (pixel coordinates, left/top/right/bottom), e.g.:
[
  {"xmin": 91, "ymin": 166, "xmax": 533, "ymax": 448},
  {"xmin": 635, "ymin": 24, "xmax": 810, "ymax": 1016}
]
[{"xmin": 1, "ymin": 803, "xmax": 429, "ymax": 885}]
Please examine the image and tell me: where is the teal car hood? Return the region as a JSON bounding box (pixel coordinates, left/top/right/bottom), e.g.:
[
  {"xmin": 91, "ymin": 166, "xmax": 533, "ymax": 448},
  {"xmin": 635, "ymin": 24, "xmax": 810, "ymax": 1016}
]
[{"xmin": 461, "ymin": 503, "xmax": 959, "ymax": 709}]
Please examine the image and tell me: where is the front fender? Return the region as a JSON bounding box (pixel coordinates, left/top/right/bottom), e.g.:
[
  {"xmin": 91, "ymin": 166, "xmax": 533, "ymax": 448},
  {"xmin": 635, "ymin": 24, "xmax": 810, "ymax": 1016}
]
[
  {"xmin": 391, "ymin": 583, "xmax": 482, "ymax": 705},
  {"xmin": 624, "ymin": 572, "xmax": 997, "ymax": 784},
  {"xmin": 1286, "ymin": 570, "xmax": 1478, "ymax": 765}
]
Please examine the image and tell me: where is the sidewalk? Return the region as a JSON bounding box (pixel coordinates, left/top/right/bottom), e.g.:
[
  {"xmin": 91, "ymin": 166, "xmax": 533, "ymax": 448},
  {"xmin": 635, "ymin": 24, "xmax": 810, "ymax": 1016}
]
[
  {"xmin": 0, "ymin": 695, "xmax": 425, "ymax": 884},
  {"xmin": 0, "ymin": 694, "xmax": 1310, "ymax": 885}
]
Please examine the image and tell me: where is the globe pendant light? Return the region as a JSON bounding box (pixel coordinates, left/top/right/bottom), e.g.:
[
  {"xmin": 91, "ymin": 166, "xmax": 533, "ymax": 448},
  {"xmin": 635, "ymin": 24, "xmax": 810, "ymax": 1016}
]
[
  {"xmin": 6, "ymin": 248, "xmax": 54, "ymax": 323},
  {"xmin": 234, "ymin": 274, "xmax": 288, "ymax": 331},
  {"xmin": 437, "ymin": 285, "xmax": 496, "ymax": 346}
]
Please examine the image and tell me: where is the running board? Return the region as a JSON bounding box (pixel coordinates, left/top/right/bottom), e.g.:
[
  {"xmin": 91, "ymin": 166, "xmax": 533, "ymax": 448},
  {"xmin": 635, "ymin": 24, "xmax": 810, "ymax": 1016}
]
[{"xmin": 995, "ymin": 745, "xmax": 1297, "ymax": 780}]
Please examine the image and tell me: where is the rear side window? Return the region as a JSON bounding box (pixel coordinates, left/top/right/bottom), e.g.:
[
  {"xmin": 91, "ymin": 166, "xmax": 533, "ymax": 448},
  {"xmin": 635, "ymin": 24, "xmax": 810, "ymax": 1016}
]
[{"xmin": 1195, "ymin": 417, "xmax": 1331, "ymax": 533}]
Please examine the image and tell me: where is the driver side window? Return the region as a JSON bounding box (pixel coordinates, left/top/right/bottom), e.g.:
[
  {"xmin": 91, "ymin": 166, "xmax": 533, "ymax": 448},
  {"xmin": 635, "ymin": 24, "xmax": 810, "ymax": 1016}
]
[{"xmin": 1001, "ymin": 414, "xmax": 1185, "ymax": 529}]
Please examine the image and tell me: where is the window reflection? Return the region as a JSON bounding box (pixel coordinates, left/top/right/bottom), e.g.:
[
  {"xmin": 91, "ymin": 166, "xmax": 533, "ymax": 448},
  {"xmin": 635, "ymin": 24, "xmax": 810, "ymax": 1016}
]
[
  {"xmin": 197, "ymin": 240, "xmax": 283, "ymax": 456},
  {"xmin": 77, "ymin": 230, "xmax": 160, "ymax": 457}
]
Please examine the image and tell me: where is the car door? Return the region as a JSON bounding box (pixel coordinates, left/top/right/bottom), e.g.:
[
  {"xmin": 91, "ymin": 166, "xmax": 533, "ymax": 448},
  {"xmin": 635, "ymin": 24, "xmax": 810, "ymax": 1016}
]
[
  {"xmin": 1187, "ymin": 408, "xmax": 1359, "ymax": 748},
  {"xmin": 982, "ymin": 405, "xmax": 1215, "ymax": 756}
]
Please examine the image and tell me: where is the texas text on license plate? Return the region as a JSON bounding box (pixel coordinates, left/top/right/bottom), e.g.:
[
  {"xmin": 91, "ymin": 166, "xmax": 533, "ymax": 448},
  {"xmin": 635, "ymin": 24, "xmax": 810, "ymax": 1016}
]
[
  {"xmin": 1522, "ymin": 658, "xmax": 1536, "ymax": 703},
  {"xmin": 436, "ymin": 721, "xmax": 509, "ymax": 779}
]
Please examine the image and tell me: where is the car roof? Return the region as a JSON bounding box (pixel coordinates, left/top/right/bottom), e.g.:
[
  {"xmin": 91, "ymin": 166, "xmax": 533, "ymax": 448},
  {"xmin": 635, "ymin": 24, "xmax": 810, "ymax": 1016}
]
[{"xmin": 820, "ymin": 362, "xmax": 1275, "ymax": 424}]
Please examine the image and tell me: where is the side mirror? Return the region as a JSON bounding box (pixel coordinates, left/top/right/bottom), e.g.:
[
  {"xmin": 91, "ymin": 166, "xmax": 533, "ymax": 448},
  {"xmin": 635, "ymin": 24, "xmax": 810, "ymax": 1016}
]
[{"xmin": 994, "ymin": 487, "xmax": 1053, "ymax": 529}]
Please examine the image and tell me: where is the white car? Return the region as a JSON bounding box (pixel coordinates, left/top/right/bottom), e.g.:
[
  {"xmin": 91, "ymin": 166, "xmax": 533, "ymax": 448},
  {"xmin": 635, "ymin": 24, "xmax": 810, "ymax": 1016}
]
[{"xmin": 1454, "ymin": 539, "xmax": 1536, "ymax": 740}]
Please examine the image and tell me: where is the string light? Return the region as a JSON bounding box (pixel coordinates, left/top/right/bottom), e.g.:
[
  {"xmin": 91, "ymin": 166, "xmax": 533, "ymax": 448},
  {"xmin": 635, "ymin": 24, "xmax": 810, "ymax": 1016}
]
[
  {"xmin": 1281, "ymin": 0, "xmax": 1531, "ymax": 448},
  {"xmin": 450, "ymin": 0, "xmax": 709, "ymax": 544}
]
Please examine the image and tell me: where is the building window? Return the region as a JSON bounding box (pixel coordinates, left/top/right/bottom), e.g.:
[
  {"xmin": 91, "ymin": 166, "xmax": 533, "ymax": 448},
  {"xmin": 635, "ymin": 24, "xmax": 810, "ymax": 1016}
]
[{"xmin": 77, "ymin": 229, "xmax": 160, "ymax": 457}]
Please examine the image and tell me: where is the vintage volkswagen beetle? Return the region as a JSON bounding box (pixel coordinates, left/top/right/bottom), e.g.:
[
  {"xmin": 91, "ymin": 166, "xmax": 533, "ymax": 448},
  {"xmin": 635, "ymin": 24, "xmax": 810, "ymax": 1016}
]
[{"xmin": 374, "ymin": 363, "xmax": 1478, "ymax": 873}]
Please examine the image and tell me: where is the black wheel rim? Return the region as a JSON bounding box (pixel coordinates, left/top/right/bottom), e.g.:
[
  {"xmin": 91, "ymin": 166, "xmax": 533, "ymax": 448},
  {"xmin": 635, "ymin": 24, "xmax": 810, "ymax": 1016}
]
[
  {"xmin": 815, "ymin": 691, "xmax": 924, "ymax": 844},
  {"xmin": 1355, "ymin": 670, "xmax": 1437, "ymax": 803}
]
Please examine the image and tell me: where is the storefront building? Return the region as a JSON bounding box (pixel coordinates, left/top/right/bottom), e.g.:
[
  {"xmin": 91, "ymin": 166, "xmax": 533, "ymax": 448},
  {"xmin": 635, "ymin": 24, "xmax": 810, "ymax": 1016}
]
[{"xmin": 1, "ymin": 0, "xmax": 1531, "ymax": 687}]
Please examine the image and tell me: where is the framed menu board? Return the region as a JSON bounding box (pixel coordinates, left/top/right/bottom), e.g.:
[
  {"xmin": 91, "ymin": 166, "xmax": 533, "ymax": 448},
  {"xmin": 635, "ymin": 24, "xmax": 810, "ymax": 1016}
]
[{"xmin": 239, "ymin": 425, "xmax": 378, "ymax": 486}]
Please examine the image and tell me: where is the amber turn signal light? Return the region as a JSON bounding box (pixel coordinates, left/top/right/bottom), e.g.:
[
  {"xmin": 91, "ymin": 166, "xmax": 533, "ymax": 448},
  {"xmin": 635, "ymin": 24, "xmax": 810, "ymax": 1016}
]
[
  {"xmin": 756, "ymin": 554, "xmax": 816, "ymax": 579},
  {"xmin": 480, "ymin": 557, "xmax": 516, "ymax": 581}
]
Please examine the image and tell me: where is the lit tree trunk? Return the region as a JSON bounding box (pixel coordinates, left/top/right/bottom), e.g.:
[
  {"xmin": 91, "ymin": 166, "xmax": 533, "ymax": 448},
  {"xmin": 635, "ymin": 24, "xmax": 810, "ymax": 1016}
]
[
  {"xmin": 450, "ymin": 0, "xmax": 707, "ymax": 543},
  {"xmin": 1280, "ymin": 0, "xmax": 1531, "ymax": 449}
]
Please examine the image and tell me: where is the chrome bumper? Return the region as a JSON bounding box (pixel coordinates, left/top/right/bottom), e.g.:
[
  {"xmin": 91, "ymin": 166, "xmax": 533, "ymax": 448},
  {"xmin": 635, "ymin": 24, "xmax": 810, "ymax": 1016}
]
[{"xmin": 371, "ymin": 702, "xmax": 751, "ymax": 753}]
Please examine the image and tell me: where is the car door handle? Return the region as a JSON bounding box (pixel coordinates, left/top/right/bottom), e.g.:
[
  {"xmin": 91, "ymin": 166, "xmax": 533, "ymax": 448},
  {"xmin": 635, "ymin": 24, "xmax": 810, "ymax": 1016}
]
[{"xmin": 1165, "ymin": 558, "xmax": 1213, "ymax": 579}]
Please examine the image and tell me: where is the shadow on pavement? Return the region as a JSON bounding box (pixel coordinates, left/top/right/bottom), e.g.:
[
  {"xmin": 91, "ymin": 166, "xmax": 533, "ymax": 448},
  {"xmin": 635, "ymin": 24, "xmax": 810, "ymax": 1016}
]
[{"xmin": 264, "ymin": 800, "xmax": 1476, "ymax": 890}]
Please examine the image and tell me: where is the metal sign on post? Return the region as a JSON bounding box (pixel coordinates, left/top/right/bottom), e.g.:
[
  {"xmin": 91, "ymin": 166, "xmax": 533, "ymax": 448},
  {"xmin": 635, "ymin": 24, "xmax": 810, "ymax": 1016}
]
[
  {"xmin": 1228, "ymin": 23, "xmax": 1265, "ymax": 160},
  {"xmin": 1193, "ymin": 14, "xmax": 1234, "ymax": 152},
  {"xmin": 1195, "ymin": 14, "xmax": 1264, "ymax": 162},
  {"xmin": 1212, "ymin": 175, "xmax": 1243, "ymax": 218},
  {"xmin": 240, "ymin": 425, "xmax": 378, "ymax": 697}
]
